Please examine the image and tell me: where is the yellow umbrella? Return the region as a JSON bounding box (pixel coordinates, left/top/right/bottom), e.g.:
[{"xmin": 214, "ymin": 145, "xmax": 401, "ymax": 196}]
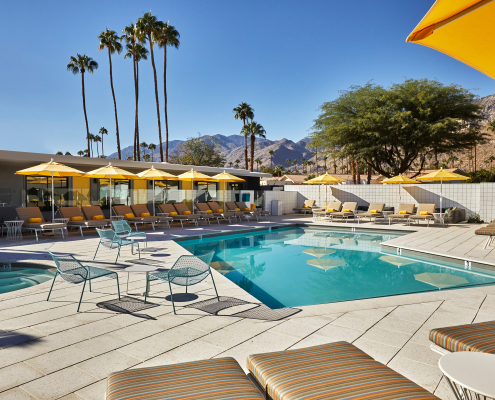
[
  {"xmin": 177, "ymin": 169, "xmax": 215, "ymax": 212},
  {"xmin": 303, "ymin": 173, "xmax": 346, "ymax": 206},
  {"xmin": 379, "ymin": 255, "xmax": 418, "ymax": 268},
  {"xmin": 381, "ymin": 174, "xmax": 420, "ymax": 207},
  {"xmin": 303, "ymin": 248, "xmax": 336, "ymax": 258},
  {"xmin": 211, "ymin": 171, "xmax": 245, "ymax": 210},
  {"xmin": 85, "ymin": 163, "xmax": 137, "ymax": 217},
  {"xmin": 306, "ymin": 258, "xmax": 346, "ymax": 271},
  {"xmin": 210, "ymin": 261, "xmax": 243, "ymax": 275},
  {"xmin": 414, "ymin": 272, "xmax": 469, "ymax": 290},
  {"xmin": 406, "ymin": 0, "xmax": 495, "ymax": 79},
  {"xmin": 137, "ymin": 166, "xmax": 178, "ymax": 216},
  {"xmin": 417, "ymin": 168, "xmax": 469, "ymax": 212},
  {"xmin": 16, "ymin": 158, "xmax": 85, "ymax": 220}
]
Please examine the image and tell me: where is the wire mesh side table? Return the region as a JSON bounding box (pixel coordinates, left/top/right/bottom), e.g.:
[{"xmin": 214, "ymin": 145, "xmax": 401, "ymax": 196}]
[
  {"xmin": 52, "ymin": 218, "xmax": 70, "ymax": 237},
  {"xmin": 5, "ymin": 220, "xmax": 23, "ymax": 241}
]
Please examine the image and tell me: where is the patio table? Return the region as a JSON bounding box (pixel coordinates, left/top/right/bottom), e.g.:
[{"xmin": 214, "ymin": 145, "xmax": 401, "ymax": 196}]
[
  {"xmin": 5, "ymin": 220, "xmax": 23, "ymax": 241},
  {"xmin": 125, "ymin": 265, "xmax": 158, "ymax": 296}
]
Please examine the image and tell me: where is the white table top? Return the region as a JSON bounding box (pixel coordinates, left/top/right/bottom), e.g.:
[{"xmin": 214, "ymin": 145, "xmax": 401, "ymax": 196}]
[
  {"xmin": 125, "ymin": 265, "xmax": 158, "ymax": 273},
  {"xmin": 439, "ymin": 352, "xmax": 495, "ymax": 397}
]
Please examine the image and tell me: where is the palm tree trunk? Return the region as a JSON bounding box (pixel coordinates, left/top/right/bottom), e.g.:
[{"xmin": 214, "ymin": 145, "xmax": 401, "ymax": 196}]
[
  {"xmin": 102, "ymin": 135, "xmax": 104, "ymax": 157},
  {"xmin": 133, "ymin": 43, "xmax": 138, "ymax": 161},
  {"xmin": 474, "ymin": 146, "xmax": 477, "ymax": 172},
  {"xmin": 243, "ymin": 119, "xmax": 248, "ymax": 170},
  {"xmin": 250, "ymin": 135, "xmax": 255, "ymax": 172},
  {"xmin": 315, "ymin": 148, "xmax": 318, "ymax": 174},
  {"xmin": 148, "ymin": 36, "xmax": 163, "ymax": 162},
  {"xmin": 163, "ymin": 46, "xmax": 169, "ymax": 162},
  {"xmin": 136, "ymin": 60, "xmax": 141, "ymax": 161},
  {"xmin": 108, "ymin": 49, "xmax": 121, "ymax": 160},
  {"xmin": 367, "ymin": 165, "xmax": 372, "ymax": 184},
  {"xmin": 96, "ymin": 142, "xmax": 99, "ymax": 157},
  {"xmin": 81, "ymin": 72, "xmax": 90, "ymax": 156}
]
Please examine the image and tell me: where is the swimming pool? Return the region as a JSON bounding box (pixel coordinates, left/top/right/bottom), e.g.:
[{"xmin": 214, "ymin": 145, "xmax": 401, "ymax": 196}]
[
  {"xmin": 0, "ymin": 263, "xmax": 55, "ymax": 294},
  {"xmin": 178, "ymin": 227, "xmax": 495, "ymax": 308}
]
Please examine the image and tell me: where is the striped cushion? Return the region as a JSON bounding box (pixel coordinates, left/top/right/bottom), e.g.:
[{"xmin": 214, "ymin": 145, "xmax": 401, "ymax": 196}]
[
  {"xmin": 429, "ymin": 321, "xmax": 495, "ymax": 353},
  {"xmin": 475, "ymin": 226, "xmax": 495, "ymax": 235},
  {"xmin": 247, "ymin": 342, "xmax": 438, "ymax": 400},
  {"xmin": 106, "ymin": 357, "xmax": 263, "ymax": 400}
]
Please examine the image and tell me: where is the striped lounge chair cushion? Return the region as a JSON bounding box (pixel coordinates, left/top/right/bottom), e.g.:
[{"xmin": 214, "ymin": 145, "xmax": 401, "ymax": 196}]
[
  {"xmin": 106, "ymin": 357, "xmax": 264, "ymax": 400},
  {"xmin": 475, "ymin": 226, "xmax": 495, "ymax": 235},
  {"xmin": 247, "ymin": 342, "xmax": 438, "ymax": 400},
  {"xmin": 429, "ymin": 320, "xmax": 495, "ymax": 353}
]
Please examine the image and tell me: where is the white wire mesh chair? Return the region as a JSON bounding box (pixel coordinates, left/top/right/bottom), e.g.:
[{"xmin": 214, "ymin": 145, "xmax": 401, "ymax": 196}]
[
  {"xmin": 145, "ymin": 251, "xmax": 217, "ymax": 314},
  {"xmin": 94, "ymin": 228, "xmax": 140, "ymax": 264},
  {"xmin": 47, "ymin": 251, "xmax": 120, "ymax": 312}
]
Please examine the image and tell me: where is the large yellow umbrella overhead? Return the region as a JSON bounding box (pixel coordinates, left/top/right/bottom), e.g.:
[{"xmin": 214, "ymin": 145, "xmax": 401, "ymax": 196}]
[
  {"xmin": 379, "ymin": 255, "xmax": 418, "ymax": 268},
  {"xmin": 406, "ymin": 0, "xmax": 495, "ymax": 79},
  {"xmin": 177, "ymin": 169, "xmax": 215, "ymax": 212},
  {"xmin": 381, "ymin": 174, "xmax": 420, "ymax": 206},
  {"xmin": 417, "ymin": 168, "xmax": 469, "ymax": 212},
  {"xmin": 414, "ymin": 272, "xmax": 469, "ymax": 290},
  {"xmin": 16, "ymin": 158, "xmax": 86, "ymax": 220},
  {"xmin": 303, "ymin": 173, "xmax": 346, "ymax": 206},
  {"xmin": 85, "ymin": 163, "xmax": 137, "ymax": 217},
  {"xmin": 306, "ymin": 258, "xmax": 346, "ymax": 271},
  {"xmin": 137, "ymin": 166, "xmax": 178, "ymax": 216},
  {"xmin": 210, "ymin": 171, "xmax": 245, "ymax": 209}
]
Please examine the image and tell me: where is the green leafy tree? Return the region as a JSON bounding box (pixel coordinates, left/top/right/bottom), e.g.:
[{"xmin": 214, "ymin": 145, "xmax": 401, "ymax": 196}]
[
  {"xmin": 98, "ymin": 29, "xmax": 122, "ymax": 159},
  {"xmin": 148, "ymin": 143, "xmax": 156, "ymax": 162},
  {"xmin": 67, "ymin": 54, "xmax": 98, "ymax": 155},
  {"xmin": 268, "ymin": 150, "xmax": 275, "ymax": 167},
  {"xmin": 241, "ymin": 121, "xmax": 266, "ymax": 172},
  {"xmin": 310, "ymin": 79, "xmax": 486, "ymax": 178},
  {"xmin": 233, "ymin": 102, "xmax": 254, "ymax": 169},
  {"xmin": 137, "ymin": 12, "xmax": 165, "ymax": 161},
  {"xmin": 235, "ymin": 159, "xmax": 240, "ymax": 169},
  {"xmin": 156, "ymin": 23, "xmax": 180, "ymax": 162},
  {"xmin": 274, "ymin": 165, "xmax": 284, "ymax": 177},
  {"xmin": 94, "ymin": 134, "xmax": 102, "ymax": 157},
  {"xmin": 98, "ymin": 127, "xmax": 108, "ymax": 157},
  {"xmin": 170, "ymin": 134, "xmax": 226, "ymax": 167}
]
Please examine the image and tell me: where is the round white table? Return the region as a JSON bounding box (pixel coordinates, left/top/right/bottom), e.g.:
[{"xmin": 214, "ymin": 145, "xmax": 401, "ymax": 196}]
[
  {"xmin": 433, "ymin": 212, "xmax": 446, "ymax": 225},
  {"xmin": 124, "ymin": 265, "xmax": 158, "ymax": 296},
  {"xmin": 5, "ymin": 220, "xmax": 23, "ymax": 241},
  {"xmin": 439, "ymin": 352, "xmax": 495, "ymax": 399}
]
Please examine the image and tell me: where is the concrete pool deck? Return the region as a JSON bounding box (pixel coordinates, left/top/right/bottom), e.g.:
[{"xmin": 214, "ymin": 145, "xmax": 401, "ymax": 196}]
[{"xmin": 0, "ymin": 215, "xmax": 494, "ymax": 399}]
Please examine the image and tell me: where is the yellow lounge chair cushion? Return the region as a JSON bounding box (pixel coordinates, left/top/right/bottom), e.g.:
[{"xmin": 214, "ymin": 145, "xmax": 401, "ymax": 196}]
[
  {"xmin": 303, "ymin": 205, "xmax": 309, "ymax": 208},
  {"xmin": 206, "ymin": 210, "xmax": 212, "ymax": 214},
  {"xmin": 327, "ymin": 208, "xmax": 336, "ymax": 212},
  {"xmin": 370, "ymin": 210, "xmax": 379, "ymax": 214},
  {"xmin": 243, "ymin": 208, "xmax": 250, "ymax": 211},
  {"xmin": 399, "ymin": 210, "xmax": 408, "ymax": 214},
  {"xmin": 141, "ymin": 212, "xmax": 150, "ymax": 217},
  {"xmin": 93, "ymin": 215, "xmax": 104, "ymax": 220},
  {"xmin": 420, "ymin": 211, "xmax": 429, "ymax": 215},
  {"xmin": 71, "ymin": 216, "xmax": 84, "ymax": 221},
  {"xmin": 183, "ymin": 211, "xmax": 191, "ymax": 215},
  {"xmin": 343, "ymin": 209, "xmax": 351, "ymax": 212},
  {"xmin": 124, "ymin": 213, "xmax": 135, "ymax": 218},
  {"xmin": 169, "ymin": 212, "xmax": 178, "ymax": 216},
  {"xmin": 216, "ymin": 209, "xmax": 223, "ymax": 213},
  {"xmin": 29, "ymin": 218, "xmax": 42, "ymax": 223},
  {"xmin": 234, "ymin": 208, "xmax": 241, "ymax": 211}
]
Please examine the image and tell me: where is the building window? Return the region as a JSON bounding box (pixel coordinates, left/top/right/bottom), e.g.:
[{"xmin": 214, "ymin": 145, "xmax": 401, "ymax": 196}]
[
  {"xmin": 26, "ymin": 176, "xmax": 68, "ymax": 209},
  {"xmin": 99, "ymin": 179, "xmax": 129, "ymax": 209},
  {"xmin": 195, "ymin": 181, "xmax": 217, "ymax": 203}
]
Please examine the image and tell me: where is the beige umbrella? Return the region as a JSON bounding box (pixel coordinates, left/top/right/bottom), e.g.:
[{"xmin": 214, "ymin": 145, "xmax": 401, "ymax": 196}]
[
  {"xmin": 85, "ymin": 163, "xmax": 137, "ymax": 218},
  {"xmin": 137, "ymin": 166, "xmax": 178, "ymax": 216},
  {"xmin": 414, "ymin": 272, "xmax": 469, "ymax": 290},
  {"xmin": 16, "ymin": 158, "xmax": 85, "ymax": 220},
  {"xmin": 379, "ymin": 255, "xmax": 418, "ymax": 268},
  {"xmin": 210, "ymin": 171, "xmax": 246, "ymax": 210},
  {"xmin": 306, "ymin": 258, "xmax": 346, "ymax": 271},
  {"xmin": 177, "ymin": 169, "xmax": 215, "ymax": 212},
  {"xmin": 303, "ymin": 248, "xmax": 336, "ymax": 258}
]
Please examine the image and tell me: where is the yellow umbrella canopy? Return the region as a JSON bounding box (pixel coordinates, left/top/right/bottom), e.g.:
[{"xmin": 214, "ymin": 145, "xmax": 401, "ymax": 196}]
[
  {"xmin": 414, "ymin": 272, "xmax": 469, "ymax": 290},
  {"xmin": 211, "ymin": 171, "xmax": 246, "ymax": 208},
  {"xmin": 381, "ymin": 174, "xmax": 420, "ymax": 206},
  {"xmin": 417, "ymin": 168, "xmax": 469, "ymax": 212},
  {"xmin": 306, "ymin": 258, "xmax": 346, "ymax": 271},
  {"xmin": 210, "ymin": 261, "xmax": 244, "ymax": 275},
  {"xmin": 85, "ymin": 163, "xmax": 138, "ymax": 217},
  {"xmin": 303, "ymin": 248, "xmax": 336, "ymax": 258},
  {"xmin": 177, "ymin": 169, "xmax": 215, "ymax": 211},
  {"xmin": 406, "ymin": 0, "xmax": 495, "ymax": 79},
  {"xmin": 379, "ymin": 255, "xmax": 418, "ymax": 268},
  {"xmin": 16, "ymin": 158, "xmax": 86, "ymax": 220},
  {"xmin": 303, "ymin": 173, "xmax": 346, "ymax": 206},
  {"xmin": 137, "ymin": 166, "xmax": 178, "ymax": 216}
]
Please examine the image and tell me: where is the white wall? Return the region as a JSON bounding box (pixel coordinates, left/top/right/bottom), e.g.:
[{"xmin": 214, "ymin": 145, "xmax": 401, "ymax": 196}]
[{"xmin": 264, "ymin": 191, "xmax": 297, "ymax": 215}]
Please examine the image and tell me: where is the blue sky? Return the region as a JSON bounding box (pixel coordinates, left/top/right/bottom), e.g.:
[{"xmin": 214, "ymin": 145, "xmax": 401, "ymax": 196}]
[{"xmin": 1, "ymin": 0, "xmax": 494, "ymax": 156}]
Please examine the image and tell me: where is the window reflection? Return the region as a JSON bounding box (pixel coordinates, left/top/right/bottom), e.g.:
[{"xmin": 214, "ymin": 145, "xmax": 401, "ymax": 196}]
[
  {"xmin": 26, "ymin": 177, "xmax": 68, "ymax": 210},
  {"xmin": 99, "ymin": 179, "xmax": 129, "ymax": 209},
  {"xmin": 196, "ymin": 181, "xmax": 217, "ymax": 203}
]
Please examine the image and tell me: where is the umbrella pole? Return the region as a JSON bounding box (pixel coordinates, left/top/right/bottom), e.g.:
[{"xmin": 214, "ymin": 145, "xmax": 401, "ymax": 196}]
[
  {"xmin": 152, "ymin": 177, "xmax": 155, "ymax": 216},
  {"xmin": 109, "ymin": 175, "xmax": 112, "ymax": 218},
  {"xmin": 440, "ymin": 179, "xmax": 443, "ymax": 213},
  {"xmin": 51, "ymin": 172, "xmax": 55, "ymax": 221}
]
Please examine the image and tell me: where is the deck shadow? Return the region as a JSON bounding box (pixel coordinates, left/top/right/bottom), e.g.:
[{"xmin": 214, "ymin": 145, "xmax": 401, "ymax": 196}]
[{"xmin": 96, "ymin": 295, "xmax": 159, "ymax": 320}]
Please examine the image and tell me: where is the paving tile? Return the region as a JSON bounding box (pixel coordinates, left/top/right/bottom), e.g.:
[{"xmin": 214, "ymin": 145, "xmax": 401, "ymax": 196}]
[
  {"xmin": 30, "ymin": 315, "xmax": 87, "ymax": 336},
  {"xmin": 0, "ymin": 314, "xmax": 49, "ymax": 331},
  {"xmin": 387, "ymin": 356, "xmax": 443, "ymax": 393},
  {"xmin": 400, "ymin": 302, "xmax": 442, "ymax": 314},
  {"xmin": 288, "ymin": 314, "xmax": 340, "ymax": 328},
  {"xmin": 197, "ymin": 328, "xmax": 254, "ymax": 349},
  {"xmin": 0, "ymin": 387, "xmax": 38, "ymax": 399},
  {"xmin": 165, "ymin": 340, "xmax": 224, "ymax": 363},
  {"xmin": 117, "ymin": 337, "xmax": 176, "ymax": 361},
  {"xmin": 387, "ymin": 307, "xmax": 432, "ymax": 323},
  {"xmin": 352, "ymin": 338, "xmax": 400, "ymax": 364},
  {"xmin": 358, "ymin": 326, "xmax": 412, "ymax": 348},
  {"xmin": 225, "ymin": 319, "xmax": 280, "ymax": 336},
  {"xmin": 32, "ymin": 330, "xmax": 89, "ymax": 353},
  {"xmin": 395, "ymin": 342, "xmax": 442, "ymax": 366},
  {"xmin": 215, "ymin": 342, "xmax": 264, "ymax": 370},
  {"xmin": 71, "ymin": 333, "xmax": 131, "ymax": 357},
  {"xmin": 20, "ymin": 367, "xmax": 97, "ymax": 400},
  {"xmin": 0, "ymin": 343, "xmax": 45, "ymax": 369},
  {"xmin": 74, "ymin": 379, "xmax": 107, "ymax": 400},
  {"xmin": 266, "ymin": 320, "xmax": 321, "ymax": 339},
  {"xmin": 153, "ymin": 325, "xmax": 206, "ymax": 346},
  {"xmin": 110, "ymin": 321, "xmax": 164, "ymax": 342},
  {"xmin": 133, "ymin": 353, "xmax": 182, "ymax": 369},
  {"xmin": 0, "ymin": 328, "xmax": 46, "ymax": 349},
  {"xmin": 433, "ymin": 376, "xmax": 458, "ymax": 400},
  {"xmin": 24, "ymin": 346, "xmax": 92, "ymax": 375},
  {"xmin": 374, "ymin": 316, "xmax": 423, "ymax": 335},
  {"xmin": 408, "ymin": 329, "xmax": 433, "ymax": 347},
  {"xmin": 181, "ymin": 315, "xmax": 239, "ymax": 333},
  {"xmin": 472, "ymin": 312, "xmax": 495, "ymax": 323},
  {"xmin": 244, "ymin": 331, "xmax": 301, "ymax": 352},
  {"xmin": 347, "ymin": 307, "xmax": 394, "ymax": 320},
  {"xmin": 0, "ymin": 363, "xmax": 44, "ymax": 392},
  {"xmin": 75, "ymin": 350, "xmax": 141, "ymax": 380},
  {"xmin": 330, "ymin": 314, "xmax": 378, "ymax": 331},
  {"xmin": 287, "ymin": 333, "xmax": 335, "ymax": 350},
  {"xmin": 71, "ymin": 319, "xmax": 122, "ymax": 338}
]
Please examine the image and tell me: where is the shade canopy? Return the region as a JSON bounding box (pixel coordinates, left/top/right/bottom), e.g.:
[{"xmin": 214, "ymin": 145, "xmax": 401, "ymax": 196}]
[
  {"xmin": 414, "ymin": 272, "xmax": 469, "ymax": 290},
  {"xmin": 210, "ymin": 171, "xmax": 245, "ymax": 183},
  {"xmin": 303, "ymin": 248, "xmax": 336, "ymax": 258},
  {"xmin": 304, "ymin": 173, "xmax": 346, "ymax": 184},
  {"xmin": 417, "ymin": 168, "xmax": 469, "ymax": 182},
  {"xmin": 306, "ymin": 258, "xmax": 346, "ymax": 271},
  {"xmin": 381, "ymin": 175, "xmax": 420, "ymax": 184},
  {"xmin": 379, "ymin": 255, "xmax": 418, "ymax": 268},
  {"xmin": 85, "ymin": 163, "xmax": 137, "ymax": 179},
  {"xmin": 177, "ymin": 169, "xmax": 214, "ymax": 181},
  {"xmin": 137, "ymin": 166, "xmax": 178, "ymax": 180},
  {"xmin": 15, "ymin": 159, "xmax": 85, "ymax": 177},
  {"xmin": 406, "ymin": 0, "xmax": 495, "ymax": 79}
]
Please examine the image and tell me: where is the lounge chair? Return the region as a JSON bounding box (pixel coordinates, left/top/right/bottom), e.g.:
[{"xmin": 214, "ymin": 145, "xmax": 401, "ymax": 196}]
[
  {"xmin": 15, "ymin": 207, "xmax": 67, "ymax": 241},
  {"xmin": 112, "ymin": 205, "xmax": 157, "ymax": 230},
  {"xmin": 225, "ymin": 201, "xmax": 250, "ymax": 220},
  {"xmin": 81, "ymin": 206, "xmax": 112, "ymax": 225},
  {"xmin": 475, "ymin": 220, "xmax": 495, "ymax": 249},
  {"xmin": 312, "ymin": 201, "xmax": 342, "ymax": 221},
  {"xmin": 174, "ymin": 203, "xmax": 216, "ymax": 225},
  {"xmin": 130, "ymin": 204, "xmax": 172, "ymax": 228},
  {"xmin": 145, "ymin": 251, "xmax": 217, "ymax": 314},
  {"xmin": 207, "ymin": 201, "xmax": 240, "ymax": 222},
  {"xmin": 355, "ymin": 203, "xmax": 385, "ymax": 223},
  {"xmin": 408, "ymin": 203, "xmax": 435, "ymax": 227},
  {"xmin": 195, "ymin": 202, "xmax": 233, "ymax": 223},
  {"xmin": 59, "ymin": 206, "xmax": 108, "ymax": 236},
  {"xmin": 329, "ymin": 202, "xmax": 358, "ymax": 222},
  {"xmin": 293, "ymin": 199, "xmax": 316, "ymax": 214},
  {"xmin": 48, "ymin": 251, "xmax": 120, "ymax": 312},
  {"xmin": 388, "ymin": 203, "xmax": 416, "ymax": 224},
  {"xmin": 429, "ymin": 320, "xmax": 495, "ymax": 355},
  {"xmin": 94, "ymin": 228, "xmax": 140, "ymax": 264},
  {"xmin": 106, "ymin": 342, "xmax": 438, "ymax": 400},
  {"xmin": 236, "ymin": 201, "xmax": 266, "ymax": 219},
  {"xmin": 158, "ymin": 203, "xmax": 199, "ymax": 227}
]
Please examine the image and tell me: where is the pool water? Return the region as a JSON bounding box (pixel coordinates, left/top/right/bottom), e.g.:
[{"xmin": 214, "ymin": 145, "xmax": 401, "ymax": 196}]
[
  {"xmin": 179, "ymin": 227, "xmax": 495, "ymax": 308},
  {"xmin": 0, "ymin": 263, "xmax": 55, "ymax": 294}
]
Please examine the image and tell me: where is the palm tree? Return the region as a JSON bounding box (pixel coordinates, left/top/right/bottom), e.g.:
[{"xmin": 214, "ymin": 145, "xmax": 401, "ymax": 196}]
[
  {"xmin": 156, "ymin": 23, "xmax": 180, "ymax": 163},
  {"xmin": 55, "ymin": 151, "xmax": 63, "ymax": 155},
  {"xmin": 292, "ymin": 159, "xmax": 297, "ymax": 172},
  {"xmin": 65, "ymin": 152, "xmax": 72, "ymax": 156},
  {"xmin": 255, "ymin": 158, "xmax": 261, "ymax": 172},
  {"xmin": 87, "ymin": 133, "xmax": 95, "ymax": 157},
  {"xmin": 268, "ymin": 150, "xmax": 275, "ymax": 168},
  {"xmin": 140, "ymin": 141, "xmax": 148, "ymax": 160},
  {"xmin": 77, "ymin": 150, "xmax": 85, "ymax": 157},
  {"xmin": 323, "ymin": 155, "xmax": 328, "ymax": 172},
  {"xmin": 148, "ymin": 143, "xmax": 156, "ymax": 162},
  {"xmin": 94, "ymin": 135, "xmax": 102, "ymax": 157},
  {"xmin": 228, "ymin": 161, "xmax": 233, "ymax": 168},
  {"xmin": 98, "ymin": 29, "xmax": 122, "ymax": 159},
  {"xmin": 235, "ymin": 159, "xmax": 240, "ymax": 169},
  {"xmin": 137, "ymin": 13, "xmax": 165, "ymax": 161},
  {"xmin": 300, "ymin": 158, "xmax": 306, "ymax": 173},
  {"xmin": 67, "ymin": 54, "xmax": 98, "ymax": 155},
  {"xmin": 286, "ymin": 158, "xmax": 291, "ymax": 171},
  {"xmin": 98, "ymin": 127, "xmax": 108, "ymax": 157},
  {"xmin": 241, "ymin": 121, "xmax": 266, "ymax": 172},
  {"xmin": 274, "ymin": 165, "xmax": 283, "ymax": 177},
  {"xmin": 233, "ymin": 102, "xmax": 254, "ymax": 169}
]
